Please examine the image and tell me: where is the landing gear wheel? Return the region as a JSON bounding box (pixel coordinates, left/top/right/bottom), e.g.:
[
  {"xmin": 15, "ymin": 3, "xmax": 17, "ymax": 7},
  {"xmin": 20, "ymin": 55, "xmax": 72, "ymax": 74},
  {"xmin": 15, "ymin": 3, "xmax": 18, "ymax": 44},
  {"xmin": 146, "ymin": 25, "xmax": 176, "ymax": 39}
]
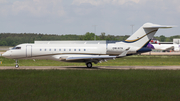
[
  {"xmin": 15, "ymin": 64, "xmax": 19, "ymax": 68},
  {"xmin": 86, "ymin": 62, "xmax": 92, "ymax": 68}
]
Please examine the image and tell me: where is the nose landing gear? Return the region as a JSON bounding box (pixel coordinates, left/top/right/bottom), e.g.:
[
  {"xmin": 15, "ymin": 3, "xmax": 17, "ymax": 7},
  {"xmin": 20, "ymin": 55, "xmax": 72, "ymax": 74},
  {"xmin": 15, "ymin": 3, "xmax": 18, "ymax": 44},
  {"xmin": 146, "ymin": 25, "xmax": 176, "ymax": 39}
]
[{"xmin": 15, "ymin": 59, "xmax": 19, "ymax": 68}]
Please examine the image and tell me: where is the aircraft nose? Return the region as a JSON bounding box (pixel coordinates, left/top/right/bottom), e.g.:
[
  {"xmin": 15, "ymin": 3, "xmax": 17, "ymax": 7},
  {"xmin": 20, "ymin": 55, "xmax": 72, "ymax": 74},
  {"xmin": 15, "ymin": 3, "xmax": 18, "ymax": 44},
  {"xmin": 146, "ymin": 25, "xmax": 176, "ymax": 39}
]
[{"xmin": 2, "ymin": 52, "xmax": 10, "ymax": 58}]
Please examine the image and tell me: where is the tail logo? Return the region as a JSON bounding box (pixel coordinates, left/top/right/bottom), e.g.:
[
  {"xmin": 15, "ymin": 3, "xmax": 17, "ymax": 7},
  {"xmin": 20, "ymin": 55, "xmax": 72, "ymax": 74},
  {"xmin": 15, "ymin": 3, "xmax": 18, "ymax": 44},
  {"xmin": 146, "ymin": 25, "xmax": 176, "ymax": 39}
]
[{"xmin": 124, "ymin": 30, "xmax": 158, "ymax": 43}]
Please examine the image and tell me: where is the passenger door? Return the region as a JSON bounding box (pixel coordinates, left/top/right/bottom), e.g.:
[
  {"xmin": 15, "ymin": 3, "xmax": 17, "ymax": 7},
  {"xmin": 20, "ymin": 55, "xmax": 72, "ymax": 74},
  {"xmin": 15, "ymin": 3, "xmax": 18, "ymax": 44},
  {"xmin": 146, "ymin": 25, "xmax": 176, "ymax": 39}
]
[{"xmin": 26, "ymin": 45, "xmax": 32, "ymax": 57}]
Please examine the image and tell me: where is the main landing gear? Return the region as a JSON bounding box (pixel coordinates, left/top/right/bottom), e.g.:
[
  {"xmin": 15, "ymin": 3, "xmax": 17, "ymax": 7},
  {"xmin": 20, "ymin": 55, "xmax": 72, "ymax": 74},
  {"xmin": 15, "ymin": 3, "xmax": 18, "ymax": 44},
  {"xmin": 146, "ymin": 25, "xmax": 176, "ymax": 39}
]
[
  {"xmin": 15, "ymin": 59, "xmax": 19, "ymax": 68},
  {"xmin": 86, "ymin": 62, "xmax": 92, "ymax": 68}
]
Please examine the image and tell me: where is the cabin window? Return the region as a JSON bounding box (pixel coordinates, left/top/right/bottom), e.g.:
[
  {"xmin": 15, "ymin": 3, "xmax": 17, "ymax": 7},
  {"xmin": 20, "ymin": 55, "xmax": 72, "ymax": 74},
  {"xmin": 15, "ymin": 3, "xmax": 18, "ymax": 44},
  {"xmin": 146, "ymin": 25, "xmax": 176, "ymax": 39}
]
[
  {"xmin": 79, "ymin": 49, "xmax": 81, "ymax": 51},
  {"xmin": 84, "ymin": 49, "xmax": 86, "ymax": 51},
  {"xmin": 69, "ymin": 49, "xmax": 71, "ymax": 51},
  {"xmin": 12, "ymin": 47, "xmax": 21, "ymax": 49},
  {"xmin": 64, "ymin": 49, "xmax": 66, "ymax": 51},
  {"xmin": 74, "ymin": 49, "xmax": 76, "ymax": 51},
  {"xmin": 113, "ymin": 47, "xmax": 117, "ymax": 49},
  {"xmin": 59, "ymin": 49, "xmax": 61, "ymax": 51},
  {"xmin": 54, "ymin": 49, "xmax": 56, "ymax": 51},
  {"xmin": 45, "ymin": 49, "xmax": 46, "ymax": 51},
  {"xmin": 40, "ymin": 49, "xmax": 42, "ymax": 51},
  {"xmin": 49, "ymin": 49, "xmax": 51, "ymax": 51}
]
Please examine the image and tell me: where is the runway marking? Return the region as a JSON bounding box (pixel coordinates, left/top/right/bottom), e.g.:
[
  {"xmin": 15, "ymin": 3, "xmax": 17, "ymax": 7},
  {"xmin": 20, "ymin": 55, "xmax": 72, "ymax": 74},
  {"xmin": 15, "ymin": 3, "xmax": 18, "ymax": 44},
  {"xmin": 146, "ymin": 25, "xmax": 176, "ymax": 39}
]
[{"xmin": 0, "ymin": 66, "xmax": 180, "ymax": 70}]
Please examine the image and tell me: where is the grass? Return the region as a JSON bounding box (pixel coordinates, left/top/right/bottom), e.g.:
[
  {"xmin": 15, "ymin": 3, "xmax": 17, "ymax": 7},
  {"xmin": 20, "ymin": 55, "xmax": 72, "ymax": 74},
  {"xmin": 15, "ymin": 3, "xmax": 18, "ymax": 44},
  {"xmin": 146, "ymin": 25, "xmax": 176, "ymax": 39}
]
[
  {"xmin": 1, "ymin": 56, "xmax": 180, "ymax": 101},
  {"xmin": 0, "ymin": 55, "xmax": 180, "ymax": 66},
  {"xmin": 0, "ymin": 70, "xmax": 180, "ymax": 101}
]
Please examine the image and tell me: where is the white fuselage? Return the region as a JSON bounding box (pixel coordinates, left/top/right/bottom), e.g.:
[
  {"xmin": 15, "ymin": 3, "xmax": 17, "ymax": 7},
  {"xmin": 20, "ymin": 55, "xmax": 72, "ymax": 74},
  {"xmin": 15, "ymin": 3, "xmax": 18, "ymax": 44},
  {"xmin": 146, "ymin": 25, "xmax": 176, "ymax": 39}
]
[{"xmin": 2, "ymin": 41, "xmax": 137, "ymax": 61}]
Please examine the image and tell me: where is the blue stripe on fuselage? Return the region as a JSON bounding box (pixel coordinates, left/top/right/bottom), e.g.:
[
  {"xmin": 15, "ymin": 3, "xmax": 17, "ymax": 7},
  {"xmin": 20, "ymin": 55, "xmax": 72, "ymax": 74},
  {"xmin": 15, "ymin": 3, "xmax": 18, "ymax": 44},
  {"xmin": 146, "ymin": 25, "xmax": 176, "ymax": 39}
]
[{"xmin": 137, "ymin": 48, "xmax": 152, "ymax": 53}]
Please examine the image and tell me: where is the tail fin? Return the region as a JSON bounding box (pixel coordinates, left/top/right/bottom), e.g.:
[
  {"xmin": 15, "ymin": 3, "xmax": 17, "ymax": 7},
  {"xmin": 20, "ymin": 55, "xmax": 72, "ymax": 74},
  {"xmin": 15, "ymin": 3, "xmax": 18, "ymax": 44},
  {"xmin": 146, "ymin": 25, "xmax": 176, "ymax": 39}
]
[{"xmin": 123, "ymin": 23, "xmax": 173, "ymax": 48}]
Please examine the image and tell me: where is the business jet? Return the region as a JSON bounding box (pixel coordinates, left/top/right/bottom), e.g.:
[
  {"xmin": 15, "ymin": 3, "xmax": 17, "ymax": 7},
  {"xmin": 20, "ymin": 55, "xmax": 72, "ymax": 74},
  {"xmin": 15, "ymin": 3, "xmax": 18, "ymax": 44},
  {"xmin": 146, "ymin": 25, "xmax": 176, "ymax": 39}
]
[
  {"xmin": 2, "ymin": 23, "xmax": 173, "ymax": 68},
  {"xmin": 147, "ymin": 43, "xmax": 174, "ymax": 52},
  {"xmin": 147, "ymin": 43, "xmax": 180, "ymax": 52}
]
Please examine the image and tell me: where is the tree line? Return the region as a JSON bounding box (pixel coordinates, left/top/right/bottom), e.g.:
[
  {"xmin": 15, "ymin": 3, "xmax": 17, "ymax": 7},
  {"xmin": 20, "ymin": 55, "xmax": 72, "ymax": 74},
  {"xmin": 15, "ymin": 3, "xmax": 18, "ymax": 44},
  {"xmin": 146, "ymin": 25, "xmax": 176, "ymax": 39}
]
[{"xmin": 0, "ymin": 32, "xmax": 179, "ymax": 46}]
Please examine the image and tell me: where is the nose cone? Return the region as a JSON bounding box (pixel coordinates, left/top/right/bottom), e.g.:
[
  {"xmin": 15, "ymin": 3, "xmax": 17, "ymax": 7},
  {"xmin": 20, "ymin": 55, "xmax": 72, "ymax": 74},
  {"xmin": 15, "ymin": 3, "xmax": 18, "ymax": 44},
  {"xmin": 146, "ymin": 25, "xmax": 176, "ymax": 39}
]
[{"xmin": 2, "ymin": 52, "xmax": 10, "ymax": 58}]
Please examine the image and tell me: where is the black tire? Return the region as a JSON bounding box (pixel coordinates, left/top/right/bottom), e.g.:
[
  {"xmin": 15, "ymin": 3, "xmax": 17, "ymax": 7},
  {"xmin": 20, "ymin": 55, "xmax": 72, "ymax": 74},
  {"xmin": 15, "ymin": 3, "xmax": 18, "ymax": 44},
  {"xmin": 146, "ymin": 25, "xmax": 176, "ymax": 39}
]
[{"xmin": 86, "ymin": 62, "xmax": 92, "ymax": 68}]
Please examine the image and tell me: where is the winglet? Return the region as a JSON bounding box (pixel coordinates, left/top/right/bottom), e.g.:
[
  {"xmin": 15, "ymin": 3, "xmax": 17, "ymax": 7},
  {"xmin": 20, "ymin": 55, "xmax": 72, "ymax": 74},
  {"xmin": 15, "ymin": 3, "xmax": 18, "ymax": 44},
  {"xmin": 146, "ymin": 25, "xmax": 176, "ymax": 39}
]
[{"xmin": 117, "ymin": 47, "xmax": 130, "ymax": 57}]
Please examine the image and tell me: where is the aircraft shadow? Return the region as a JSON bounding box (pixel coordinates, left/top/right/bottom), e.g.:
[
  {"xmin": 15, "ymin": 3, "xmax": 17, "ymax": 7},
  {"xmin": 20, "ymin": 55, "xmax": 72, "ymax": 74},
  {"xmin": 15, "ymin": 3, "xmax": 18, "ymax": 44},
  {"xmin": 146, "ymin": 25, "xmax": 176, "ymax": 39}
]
[{"xmin": 65, "ymin": 66, "xmax": 100, "ymax": 69}]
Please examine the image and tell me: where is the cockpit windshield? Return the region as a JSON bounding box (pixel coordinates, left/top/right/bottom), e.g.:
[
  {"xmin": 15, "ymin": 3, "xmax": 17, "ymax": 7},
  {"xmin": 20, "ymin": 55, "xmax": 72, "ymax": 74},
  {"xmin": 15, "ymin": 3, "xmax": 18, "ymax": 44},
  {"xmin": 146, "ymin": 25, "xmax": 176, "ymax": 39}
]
[{"xmin": 12, "ymin": 47, "xmax": 21, "ymax": 49}]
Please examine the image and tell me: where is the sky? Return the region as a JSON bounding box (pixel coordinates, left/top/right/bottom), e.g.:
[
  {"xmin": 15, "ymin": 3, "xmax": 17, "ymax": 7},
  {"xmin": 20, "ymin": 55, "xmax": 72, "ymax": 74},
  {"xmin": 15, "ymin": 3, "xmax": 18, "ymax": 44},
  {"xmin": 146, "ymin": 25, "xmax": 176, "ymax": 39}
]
[{"xmin": 0, "ymin": 0, "xmax": 180, "ymax": 37}]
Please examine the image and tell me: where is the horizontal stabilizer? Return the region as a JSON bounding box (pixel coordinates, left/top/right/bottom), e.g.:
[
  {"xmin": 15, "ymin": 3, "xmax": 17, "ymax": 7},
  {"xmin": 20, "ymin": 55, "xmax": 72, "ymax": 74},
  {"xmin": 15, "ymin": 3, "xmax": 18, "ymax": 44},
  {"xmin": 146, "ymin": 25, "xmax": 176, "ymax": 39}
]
[{"xmin": 143, "ymin": 23, "xmax": 175, "ymax": 29}]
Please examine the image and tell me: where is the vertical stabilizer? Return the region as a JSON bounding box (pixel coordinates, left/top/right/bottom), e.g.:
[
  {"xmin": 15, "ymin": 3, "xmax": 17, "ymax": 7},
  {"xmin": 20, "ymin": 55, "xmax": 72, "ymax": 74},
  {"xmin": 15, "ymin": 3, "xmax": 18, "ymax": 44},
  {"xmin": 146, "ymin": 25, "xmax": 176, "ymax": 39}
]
[{"xmin": 124, "ymin": 23, "xmax": 173, "ymax": 48}]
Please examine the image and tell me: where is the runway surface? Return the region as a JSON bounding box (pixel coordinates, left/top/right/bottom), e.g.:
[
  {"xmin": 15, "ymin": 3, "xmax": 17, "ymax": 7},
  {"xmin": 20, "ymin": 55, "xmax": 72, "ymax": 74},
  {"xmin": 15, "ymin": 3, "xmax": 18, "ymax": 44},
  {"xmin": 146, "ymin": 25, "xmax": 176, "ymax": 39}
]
[{"xmin": 0, "ymin": 66, "xmax": 180, "ymax": 70}]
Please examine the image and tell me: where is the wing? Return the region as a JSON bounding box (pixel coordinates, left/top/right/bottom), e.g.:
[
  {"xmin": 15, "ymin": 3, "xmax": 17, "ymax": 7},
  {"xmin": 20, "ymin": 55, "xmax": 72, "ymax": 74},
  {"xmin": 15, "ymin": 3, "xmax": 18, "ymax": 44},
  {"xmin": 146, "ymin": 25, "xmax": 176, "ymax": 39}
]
[
  {"xmin": 163, "ymin": 46, "xmax": 174, "ymax": 51},
  {"xmin": 66, "ymin": 55, "xmax": 116, "ymax": 61},
  {"xmin": 58, "ymin": 47, "xmax": 130, "ymax": 63},
  {"xmin": 59, "ymin": 55, "xmax": 116, "ymax": 64}
]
